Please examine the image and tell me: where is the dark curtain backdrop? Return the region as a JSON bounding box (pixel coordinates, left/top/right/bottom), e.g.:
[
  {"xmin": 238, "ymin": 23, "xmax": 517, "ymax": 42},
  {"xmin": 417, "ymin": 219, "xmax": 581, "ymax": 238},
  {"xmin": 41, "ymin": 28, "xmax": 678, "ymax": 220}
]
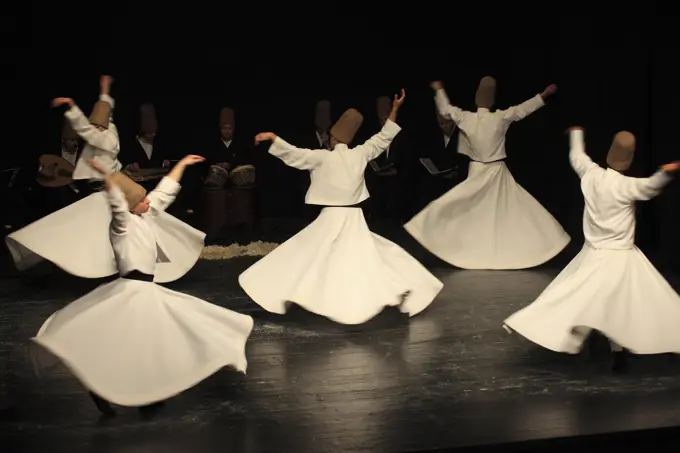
[{"xmin": 11, "ymin": 10, "xmax": 680, "ymax": 265}]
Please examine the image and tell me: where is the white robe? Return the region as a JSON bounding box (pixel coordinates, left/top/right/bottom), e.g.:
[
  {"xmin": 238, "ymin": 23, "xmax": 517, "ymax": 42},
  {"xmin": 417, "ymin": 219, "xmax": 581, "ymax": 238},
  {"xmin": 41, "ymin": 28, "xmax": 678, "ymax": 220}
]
[
  {"xmin": 66, "ymin": 95, "xmax": 123, "ymax": 180},
  {"xmin": 503, "ymin": 129, "xmax": 680, "ymax": 354},
  {"xmin": 239, "ymin": 120, "xmax": 443, "ymax": 324},
  {"xmin": 404, "ymin": 89, "xmax": 570, "ymax": 270},
  {"xmin": 32, "ymin": 180, "xmax": 253, "ymax": 406},
  {"xmin": 5, "ymin": 177, "xmax": 204, "ymax": 283}
]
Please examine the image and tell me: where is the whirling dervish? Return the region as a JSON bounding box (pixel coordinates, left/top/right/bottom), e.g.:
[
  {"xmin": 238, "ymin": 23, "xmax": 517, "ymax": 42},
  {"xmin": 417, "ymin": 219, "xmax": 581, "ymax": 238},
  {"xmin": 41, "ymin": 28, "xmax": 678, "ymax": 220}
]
[
  {"xmin": 405, "ymin": 78, "xmax": 570, "ymax": 270},
  {"xmin": 32, "ymin": 157, "xmax": 253, "ymax": 415},
  {"xmin": 239, "ymin": 89, "xmax": 443, "ymax": 325},
  {"xmin": 504, "ymin": 127, "xmax": 680, "ymax": 371}
]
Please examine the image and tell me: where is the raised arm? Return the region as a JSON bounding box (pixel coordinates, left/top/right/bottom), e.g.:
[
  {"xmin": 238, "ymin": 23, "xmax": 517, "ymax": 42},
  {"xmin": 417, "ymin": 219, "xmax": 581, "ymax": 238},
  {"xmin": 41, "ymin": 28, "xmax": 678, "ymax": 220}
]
[
  {"xmin": 430, "ymin": 81, "xmax": 466, "ymax": 124},
  {"xmin": 255, "ymin": 132, "xmax": 325, "ymax": 170},
  {"xmin": 568, "ymin": 127, "xmax": 598, "ymax": 178},
  {"xmin": 618, "ymin": 164, "xmax": 677, "ymax": 202},
  {"xmin": 358, "ymin": 120, "xmax": 402, "ymax": 162},
  {"xmin": 499, "ymin": 84, "xmax": 556, "ymax": 122},
  {"xmin": 105, "ymin": 183, "xmax": 131, "ymax": 235},
  {"xmin": 359, "ymin": 89, "xmax": 405, "ymax": 161},
  {"xmin": 147, "ymin": 154, "xmax": 205, "ymax": 212},
  {"xmin": 53, "ymin": 76, "xmax": 118, "ymax": 153},
  {"xmin": 62, "ymin": 99, "xmax": 118, "ymax": 152}
]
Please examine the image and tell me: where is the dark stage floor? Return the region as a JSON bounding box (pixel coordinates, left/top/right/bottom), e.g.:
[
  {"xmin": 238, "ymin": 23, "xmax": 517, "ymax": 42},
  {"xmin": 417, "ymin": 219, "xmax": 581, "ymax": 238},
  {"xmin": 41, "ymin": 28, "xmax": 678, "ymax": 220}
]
[{"xmin": 2, "ymin": 227, "xmax": 680, "ymax": 452}]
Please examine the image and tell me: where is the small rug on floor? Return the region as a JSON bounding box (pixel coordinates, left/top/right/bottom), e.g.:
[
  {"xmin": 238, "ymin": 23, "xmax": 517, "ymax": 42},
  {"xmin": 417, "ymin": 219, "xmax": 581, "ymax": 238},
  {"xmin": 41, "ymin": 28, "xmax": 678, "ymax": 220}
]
[{"xmin": 200, "ymin": 241, "xmax": 279, "ymax": 260}]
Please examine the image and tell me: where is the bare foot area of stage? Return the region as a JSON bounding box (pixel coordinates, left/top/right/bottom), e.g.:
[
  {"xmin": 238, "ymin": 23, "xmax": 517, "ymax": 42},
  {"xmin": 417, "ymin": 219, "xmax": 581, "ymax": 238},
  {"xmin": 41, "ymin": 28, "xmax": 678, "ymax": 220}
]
[{"xmin": 2, "ymin": 254, "xmax": 680, "ymax": 452}]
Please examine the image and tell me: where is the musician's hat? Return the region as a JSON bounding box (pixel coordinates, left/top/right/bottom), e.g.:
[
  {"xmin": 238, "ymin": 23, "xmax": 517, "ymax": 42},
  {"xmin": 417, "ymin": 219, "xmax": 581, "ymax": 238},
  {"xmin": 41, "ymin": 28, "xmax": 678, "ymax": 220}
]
[
  {"xmin": 139, "ymin": 103, "xmax": 158, "ymax": 134},
  {"xmin": 219, "ymin": 107, "xmax": 235, "ymax": 127},
  {"xmin": 315, "ymin": 100, "xmax": 331, "ymax": 130}
]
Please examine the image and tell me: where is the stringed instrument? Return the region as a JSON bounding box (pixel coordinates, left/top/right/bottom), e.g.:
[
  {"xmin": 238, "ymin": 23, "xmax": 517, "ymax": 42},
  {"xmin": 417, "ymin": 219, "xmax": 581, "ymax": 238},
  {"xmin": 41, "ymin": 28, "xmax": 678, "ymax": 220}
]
[{"xmin": 35, "ymin": 155, "xmax": 76, "ymax": 188}]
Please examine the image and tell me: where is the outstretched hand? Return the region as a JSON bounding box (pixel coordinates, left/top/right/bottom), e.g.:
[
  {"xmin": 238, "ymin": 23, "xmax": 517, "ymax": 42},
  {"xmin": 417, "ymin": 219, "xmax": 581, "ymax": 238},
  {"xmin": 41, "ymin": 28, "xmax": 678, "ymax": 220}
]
[
  {"xmin": 661, "ymin": 161, "xmax": 680, "ymax": 173},
  {"xmin": 542, "ymin": 84, "xmax": 557, "ymax": 98},
  {"xmin": 51, "ymin": 97, "xmax": 74, "ymax": 108},
  {"xmin": 179, "ymin": 155, "xmax": 205, "ymax": 166},
  {"xmin": 254, "ymin": 132, "xmax": 277, "ymax": 145},
  {"xmin": 393, "ymin": 88, "xmax": 406, "ymax": 108}
]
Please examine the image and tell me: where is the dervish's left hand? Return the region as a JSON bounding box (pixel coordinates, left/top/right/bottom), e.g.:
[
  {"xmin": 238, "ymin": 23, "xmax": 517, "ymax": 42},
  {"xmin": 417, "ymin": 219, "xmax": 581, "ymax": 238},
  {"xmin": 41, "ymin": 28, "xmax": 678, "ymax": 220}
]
[
  {"xmin": 178, "ymin": 155, "xmax": 205, "ymax": 166},
  {"xmin": 51, "ymin": 97, "xmax": 74, "ymax": 108},
  {"xmin": 254, "ymin": 132, "xmax": 277, "ymax": 145},
  {"xmin": 542, "ymin": 84, "xmax": 557, "ymax": 99},
  {"xmin": 660, "ymin": 161, "xmax": 680, "ymax": 173},
  {"xmin": 393, "ymin": 88, "xmax": 406, "ymax": 108}
]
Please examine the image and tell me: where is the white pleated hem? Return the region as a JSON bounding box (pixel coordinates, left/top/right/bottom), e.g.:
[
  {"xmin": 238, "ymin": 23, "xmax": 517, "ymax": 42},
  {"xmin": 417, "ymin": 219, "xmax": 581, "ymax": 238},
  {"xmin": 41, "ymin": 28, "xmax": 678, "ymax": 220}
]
[
  {"xmin": 32, "ymin": 340, "xmax": 249, "ymax": 407},
  {"xmin": 5, "ymin": 192, "xmax": 205, "ymax": 283},
  {"xmin": 405, "ymin": 161, "xmax": 570, "ymax": 270},
  {"xmin": 32, "ymin": 279, "xmax": 253, "ymax": 406},
  {"xmin": 504, "ymin": 245, "xmax": 680, "ymax": 355},
  {"xmin": 239, "ymin": 207, "xmax": 443, "ymax": 325}
]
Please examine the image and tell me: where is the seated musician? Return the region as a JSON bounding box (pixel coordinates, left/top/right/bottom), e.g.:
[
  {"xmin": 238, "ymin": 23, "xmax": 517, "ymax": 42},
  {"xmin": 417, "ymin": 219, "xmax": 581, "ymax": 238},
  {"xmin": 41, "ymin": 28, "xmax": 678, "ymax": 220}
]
[
  {"xmin": 366, "ymin": 95, "xmax": 414, "ymax": 223},
  {"xmin": 40, "ymin": 119, "xmax": 85, "ymax": 212},
  {"xmin": 414, "ymin": 110, "xmax": 468, "ymax": 213},
  {"xmin": 206, "ymin": 107, "xmax": 255, "ymax": 189},
  {"xmin": 120, "ymin": 103, "xmax": 171, "ymax": 191}
]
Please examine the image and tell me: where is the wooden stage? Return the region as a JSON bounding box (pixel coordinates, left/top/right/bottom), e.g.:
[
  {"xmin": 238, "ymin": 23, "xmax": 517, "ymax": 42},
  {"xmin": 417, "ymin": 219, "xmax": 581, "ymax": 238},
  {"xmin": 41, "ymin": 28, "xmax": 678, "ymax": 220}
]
[{"xmin": 2, "ymin": 229, "xmax": 680, "ymax": 453}]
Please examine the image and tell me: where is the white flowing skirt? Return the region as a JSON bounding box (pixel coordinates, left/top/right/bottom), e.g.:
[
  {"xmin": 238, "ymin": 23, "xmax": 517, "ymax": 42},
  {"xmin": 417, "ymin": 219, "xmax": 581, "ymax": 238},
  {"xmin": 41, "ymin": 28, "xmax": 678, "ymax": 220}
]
[
  {"xmin": 503, "ymin": 244, "xmax": 680, "ymax": 354},
  {"xmin": 32, "ymin": 278, "xmax": 253, "ymax": 406},
  {"xmin": 239, "ymin": 207, "xmax": 443, "ymax": 325},
  {"xmin": 404, "ymin": 161, "xmax": 570, "ymax": 270},
  {"xmin": 5, "ymin": 192, "xmax": 205, "ymax": 283}
]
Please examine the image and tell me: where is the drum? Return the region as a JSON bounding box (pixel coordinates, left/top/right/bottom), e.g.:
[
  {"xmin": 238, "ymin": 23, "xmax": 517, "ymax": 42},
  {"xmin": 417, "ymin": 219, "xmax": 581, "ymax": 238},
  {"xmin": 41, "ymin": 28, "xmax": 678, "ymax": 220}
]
[
  {"xmin": 200, "ymin": 187, "xmax": 228, "ymax": 238},
  {"xmin": 229, "ymin": 165, "xmax": 256, "ymax": 188},
  {"xmin": 205, "ymin": 165, "xmax": 229, "ymax": 188}
]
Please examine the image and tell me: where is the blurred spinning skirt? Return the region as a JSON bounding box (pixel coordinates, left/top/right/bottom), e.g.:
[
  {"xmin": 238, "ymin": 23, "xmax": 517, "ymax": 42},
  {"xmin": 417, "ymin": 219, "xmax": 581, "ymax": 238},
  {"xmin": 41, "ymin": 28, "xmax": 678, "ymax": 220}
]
[
  {"xmin": 504, "ymin": 244, "xmax": 680, "ymax": 354},
  {"xmin": 239, "ymin": 206, "xmax": 443, "ymax": 325},
  {"xmin": 405, "ymin": 161, "xmax": 570, "ymax": 270},
  {"xmin": 32, "ymin": 276, "xmax": 254, "ymax": 406}
]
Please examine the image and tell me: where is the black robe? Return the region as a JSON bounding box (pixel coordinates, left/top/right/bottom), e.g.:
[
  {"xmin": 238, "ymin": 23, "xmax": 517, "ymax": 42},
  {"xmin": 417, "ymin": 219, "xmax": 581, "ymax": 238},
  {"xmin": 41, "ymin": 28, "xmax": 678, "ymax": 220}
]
[
  {"xmin": 206, "ymin": 138, "xmax": 254, "ymax": 169},
  {"xmin": 119, "ymin": 136, "xmax": 171, "ymax": 169},
  {"xmin": 365, "ymin": 131, "xmax": 415, "ymax": 222},
  {"xmin": 414, "ymin": 131, "xmax": 469, "ymax": 213}
]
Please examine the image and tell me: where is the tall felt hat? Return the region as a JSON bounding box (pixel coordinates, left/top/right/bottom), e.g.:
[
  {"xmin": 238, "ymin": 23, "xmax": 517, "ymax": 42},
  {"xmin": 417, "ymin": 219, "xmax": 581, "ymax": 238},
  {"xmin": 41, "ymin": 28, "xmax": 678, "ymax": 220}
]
[
  {"xmin": 62, "ymin": 118, "xmax": 78, "ymax": 140},
  {"xmin": 376, "ymin": 96, "xmax": 392, "ymax": 120},
  {"xmin": 139, "ymin": 103, "xmax": 158, "ymax": 134},
  {"xmin": 315, "ymin": 100, "xmax": 331, "ymax": 130},
  {"xmin": 475, "ymin": 76, "xmax": 496, "ymax": 109},
  {"xmin": 330, "ymin": 108, "xmax": 363, "ymax": 145},
  {"xmin": 219, "ymin": 107, "xmax": 235, "ymax": 127},
  {"xmin": 89, "ymin": 101, "xmax": 112, "ymax": 128},
  {"xmin": 107, "ymin": 172, "xmax": 147, "ymax": 208},
  {"xmin": 606, "ymin": 131, "xmax": 636, "ymax": 172}
]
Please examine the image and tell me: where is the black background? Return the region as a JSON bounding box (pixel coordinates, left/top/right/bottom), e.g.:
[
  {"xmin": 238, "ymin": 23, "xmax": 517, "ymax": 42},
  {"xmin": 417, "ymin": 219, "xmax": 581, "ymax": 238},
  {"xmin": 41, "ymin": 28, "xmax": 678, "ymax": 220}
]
[{"xmin": 10, "ymin": 8, "xmax": 680, "ymax": 266}]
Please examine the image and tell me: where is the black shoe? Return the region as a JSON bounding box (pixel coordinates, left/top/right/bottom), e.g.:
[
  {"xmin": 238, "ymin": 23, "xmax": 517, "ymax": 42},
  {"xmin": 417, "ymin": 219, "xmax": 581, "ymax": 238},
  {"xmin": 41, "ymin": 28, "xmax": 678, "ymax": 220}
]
[
  {"xmin": 612, "ymin": 351, "xmax": 628, "ymax": 373},
  {"xmin": 89, "ymin": 392, "xmax": 116, "ymax": 417}
]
